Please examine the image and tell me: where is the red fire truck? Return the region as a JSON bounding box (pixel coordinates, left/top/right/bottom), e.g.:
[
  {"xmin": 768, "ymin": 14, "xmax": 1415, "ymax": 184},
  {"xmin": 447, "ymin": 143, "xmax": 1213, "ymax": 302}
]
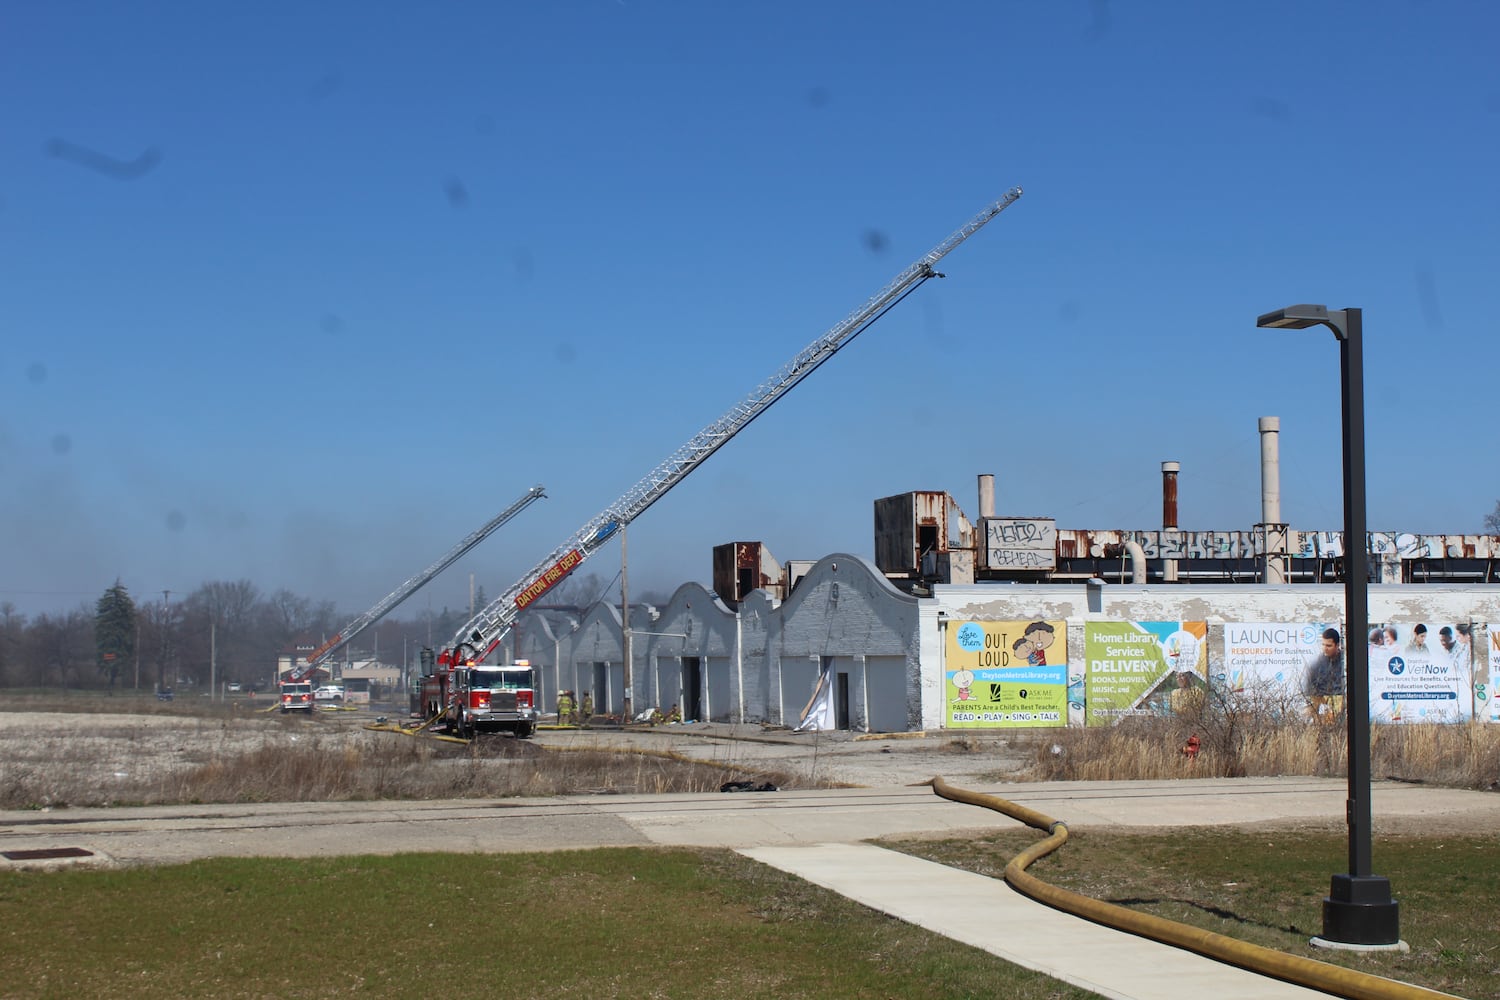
[
  {"xmin": 419, "ymin": 657, "xmax": 539, "ymax": 739},
  {"xmin": 279, "ymin": 681, "xmax": 315, "ymax": 714}
]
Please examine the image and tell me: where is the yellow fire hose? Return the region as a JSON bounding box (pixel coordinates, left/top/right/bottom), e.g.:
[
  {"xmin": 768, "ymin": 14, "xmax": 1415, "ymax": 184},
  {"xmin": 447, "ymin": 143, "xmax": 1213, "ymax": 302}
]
[
  {"xmin": 930, "ymin": 777, "xmax": 1455, "ymax": 1000},
  {"xmin": 363, "ymin": 710, "xmax": 471, "ymax": 745}
]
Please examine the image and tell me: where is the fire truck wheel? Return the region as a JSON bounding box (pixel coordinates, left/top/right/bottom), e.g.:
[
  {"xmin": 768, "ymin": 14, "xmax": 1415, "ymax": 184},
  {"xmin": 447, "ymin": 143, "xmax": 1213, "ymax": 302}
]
[{"xmin": 516, "ymin": 724, "xmax": 534, "ymax": 739}]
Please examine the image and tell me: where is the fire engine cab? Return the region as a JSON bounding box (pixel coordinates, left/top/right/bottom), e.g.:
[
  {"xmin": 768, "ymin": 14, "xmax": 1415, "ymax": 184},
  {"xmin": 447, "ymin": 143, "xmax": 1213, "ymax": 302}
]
[{"xmin": 420, "ymin": 658, "xmax": 539, "ymax": 739}]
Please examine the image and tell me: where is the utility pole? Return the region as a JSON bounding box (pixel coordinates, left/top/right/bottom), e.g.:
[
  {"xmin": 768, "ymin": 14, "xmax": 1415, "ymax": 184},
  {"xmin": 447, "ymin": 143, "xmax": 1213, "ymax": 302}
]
[
  {"xmin": 621, "ymin": 525, "xmax": 632, "ymax": 722},
  {"xmin": 160, "ymin": 590, "xmax": 171, "ymax": 694}
]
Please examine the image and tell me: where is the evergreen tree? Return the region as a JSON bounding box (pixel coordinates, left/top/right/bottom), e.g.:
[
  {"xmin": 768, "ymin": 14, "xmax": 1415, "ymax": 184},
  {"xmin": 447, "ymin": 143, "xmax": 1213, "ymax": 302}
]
[{"xmin": 94, "ymin": 581, "xmax": 137, "ymax": 689}]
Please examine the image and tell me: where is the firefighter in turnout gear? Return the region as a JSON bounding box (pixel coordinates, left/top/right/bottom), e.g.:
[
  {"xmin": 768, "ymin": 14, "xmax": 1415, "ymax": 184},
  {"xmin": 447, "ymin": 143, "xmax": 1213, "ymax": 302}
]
[{"xmin": 557, "ymin": 690, "xmax": 576, "ymax": 726}]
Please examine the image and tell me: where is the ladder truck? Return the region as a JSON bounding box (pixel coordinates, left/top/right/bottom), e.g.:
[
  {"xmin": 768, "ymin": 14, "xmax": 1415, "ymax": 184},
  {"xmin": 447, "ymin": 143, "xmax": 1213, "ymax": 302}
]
[
  {"xmin": 424, "ymin": 187, "xmax": 1024, "ymax": 726},
  {"xmin": 279, "ymin": 485, "xmax": 546, "ymax": 697}
]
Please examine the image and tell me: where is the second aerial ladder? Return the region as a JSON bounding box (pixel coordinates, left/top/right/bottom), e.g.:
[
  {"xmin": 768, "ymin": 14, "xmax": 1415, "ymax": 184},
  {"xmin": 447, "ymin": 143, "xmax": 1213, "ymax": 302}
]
[
  {"xmin": 286, "ymin": 485, "xmax": 546, "ymax": 686},
  {"xmin": 436, "ymin": 186, "xmax": 1023, "ymax": 674}
]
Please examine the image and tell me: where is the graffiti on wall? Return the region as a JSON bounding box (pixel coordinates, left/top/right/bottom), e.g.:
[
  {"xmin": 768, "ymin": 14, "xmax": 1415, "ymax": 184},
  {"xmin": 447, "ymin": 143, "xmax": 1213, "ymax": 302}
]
[
  {"xmin": 1295, "ymin": 532, "xmax": 1498, "ymax": 559},
  {"xmin": 983, "ymin": 518, "xmax": 1056, "ymax": 571},
  {"xmin": 1055, "ymin": 530, "xmax": 1499, "ymax": 561},
  {"xmin": 1120, "ymin": 531, "xmax": 1260, "ymax": 559}
]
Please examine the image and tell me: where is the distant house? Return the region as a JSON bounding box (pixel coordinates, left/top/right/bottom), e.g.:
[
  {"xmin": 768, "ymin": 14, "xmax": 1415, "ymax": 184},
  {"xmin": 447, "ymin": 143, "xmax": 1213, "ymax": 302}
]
[
  {"xmin": 338, "ymin": 659, "xmax": 401, "ymax": 704},
  {"xmin": 275, "ymin": 641, "xmax": 329, "ymax": 686}
]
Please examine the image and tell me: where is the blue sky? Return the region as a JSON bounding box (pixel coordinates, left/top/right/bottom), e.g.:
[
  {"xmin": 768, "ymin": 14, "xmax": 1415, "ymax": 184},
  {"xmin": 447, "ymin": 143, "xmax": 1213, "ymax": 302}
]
[{"xmin": 5, "ymin": 1, "xmax": 1498, "ymax": 619}]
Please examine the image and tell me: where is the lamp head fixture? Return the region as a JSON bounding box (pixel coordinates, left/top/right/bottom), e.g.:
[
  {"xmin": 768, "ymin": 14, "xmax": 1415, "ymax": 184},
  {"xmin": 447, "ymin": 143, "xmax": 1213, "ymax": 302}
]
[{"xmin": 1256, "ymin": 303, "xmax": 1349, "ymax": 341}]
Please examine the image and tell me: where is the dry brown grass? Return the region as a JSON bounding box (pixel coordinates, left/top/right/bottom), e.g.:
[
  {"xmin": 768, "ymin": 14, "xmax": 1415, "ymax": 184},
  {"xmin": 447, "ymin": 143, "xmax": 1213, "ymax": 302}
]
[
  {"xmin": 0, "ymin": 689, "xmax": 244, "ymax": 718},
  {"xmin": 1021, "ymin": 693, "xmax": 1500, "ymax": 789},
  {"xmin": 0, "ymin": 722, "xmax": 811, "ymax": 809}
]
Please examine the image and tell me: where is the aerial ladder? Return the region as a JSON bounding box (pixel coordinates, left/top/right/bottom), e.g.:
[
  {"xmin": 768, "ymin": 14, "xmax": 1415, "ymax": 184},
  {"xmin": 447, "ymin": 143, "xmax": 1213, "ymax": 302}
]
[
  {"xmin": 284, "ymin": 484, "xmax": 547, "ymax": 685},
  {"xmin": 439, "ymin": 187, "xmax": 1024, "ymax": 669}
]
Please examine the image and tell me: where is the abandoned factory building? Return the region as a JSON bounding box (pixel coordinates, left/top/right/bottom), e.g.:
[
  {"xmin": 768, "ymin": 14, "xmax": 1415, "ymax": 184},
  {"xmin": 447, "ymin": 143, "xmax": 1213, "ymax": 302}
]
[{"xmin": 503, "ymin": 418, "xmax": 1500, "ymax": 733}]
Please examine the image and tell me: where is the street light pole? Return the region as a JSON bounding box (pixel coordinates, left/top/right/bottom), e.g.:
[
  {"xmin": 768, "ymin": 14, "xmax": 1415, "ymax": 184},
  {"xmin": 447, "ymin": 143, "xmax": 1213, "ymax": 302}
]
[{"xmin": 1256, "ymin": 304, "xmax": 1401, "ymax": 948}]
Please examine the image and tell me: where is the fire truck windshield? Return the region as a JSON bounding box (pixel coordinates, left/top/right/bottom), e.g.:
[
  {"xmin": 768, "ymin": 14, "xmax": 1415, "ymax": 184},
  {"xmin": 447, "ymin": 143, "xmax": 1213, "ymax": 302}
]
[{"xmin": 471, "ymin": 669, "xmax": 533, "ymax": 690}]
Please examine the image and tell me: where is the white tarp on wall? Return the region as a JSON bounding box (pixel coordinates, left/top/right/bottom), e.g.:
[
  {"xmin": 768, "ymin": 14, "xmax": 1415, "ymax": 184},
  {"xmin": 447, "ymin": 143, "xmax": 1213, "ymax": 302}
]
[{"xmin": 795, "ymin": 667, "xmax": 834, "ymax": 732}]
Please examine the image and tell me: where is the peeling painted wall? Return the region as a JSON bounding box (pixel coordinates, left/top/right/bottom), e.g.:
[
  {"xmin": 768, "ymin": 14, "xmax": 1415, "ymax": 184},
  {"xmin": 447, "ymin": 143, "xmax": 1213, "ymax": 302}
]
[
  {"xmin": 920, "ymin": 583, "xmax": 1500, "ymax": 731},
  {"xmin": 518, "ymin": 571, "xmax": 1500, "ymax": 733}
]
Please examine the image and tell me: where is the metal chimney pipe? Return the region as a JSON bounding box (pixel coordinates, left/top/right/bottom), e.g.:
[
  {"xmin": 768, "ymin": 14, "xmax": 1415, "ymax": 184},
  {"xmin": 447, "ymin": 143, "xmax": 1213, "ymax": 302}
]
[
  {"xmin": 1161, "ymin": 462, "xmax": 1180, "ymax": 529},
  {"xmin": 1161, "ymin": 462, "xmax": 1180, "ymax": 583},
  {"xmin": 977, "ymin": 474, "xmax": 995, "ymax": 519}
]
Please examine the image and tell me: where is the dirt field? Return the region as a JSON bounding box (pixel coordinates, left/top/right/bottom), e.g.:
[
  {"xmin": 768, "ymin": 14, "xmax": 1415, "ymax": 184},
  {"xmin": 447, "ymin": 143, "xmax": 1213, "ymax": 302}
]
[
  {"xmin": 0, "ymin": 704, "xmax": 1037, "ymax": 806},
  {"xmin": 10, "ymin": 705, "xmax": 1495, "ymax": 837}
]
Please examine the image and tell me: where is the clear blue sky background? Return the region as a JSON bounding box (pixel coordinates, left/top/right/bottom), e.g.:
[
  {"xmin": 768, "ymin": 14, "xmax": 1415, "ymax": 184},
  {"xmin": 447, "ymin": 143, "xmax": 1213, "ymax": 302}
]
[{"xmin": 5, "ymin": 1, "xmax": 1497, "ymax": 619}]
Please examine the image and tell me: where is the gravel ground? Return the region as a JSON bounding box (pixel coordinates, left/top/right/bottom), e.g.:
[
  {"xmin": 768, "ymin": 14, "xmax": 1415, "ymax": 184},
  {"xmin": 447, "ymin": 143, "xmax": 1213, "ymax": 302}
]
[
  {"xmin": 0, "ymin": 706, "xmax": 1039, "ymax": 799},
  {"xmin": 0, "ymin": 708, "xmax": 350, "ymax": 803},
  {"xmin": 555, "ymin": 722, "xmax": 1040, "ymax": 788}
]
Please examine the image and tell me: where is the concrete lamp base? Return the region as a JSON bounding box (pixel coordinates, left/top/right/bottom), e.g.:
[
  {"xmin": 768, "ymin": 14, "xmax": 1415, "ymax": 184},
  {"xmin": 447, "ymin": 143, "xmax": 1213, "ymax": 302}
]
[{"xmin": 1312, "ymin": 874, "xmax": 1404, "ymax": 950}]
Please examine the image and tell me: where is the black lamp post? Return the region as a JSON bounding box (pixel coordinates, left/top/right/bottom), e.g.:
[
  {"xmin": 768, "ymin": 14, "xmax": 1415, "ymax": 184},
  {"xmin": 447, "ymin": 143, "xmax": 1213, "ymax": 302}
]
[{"xmin": 1256, "ymin": 304, "xmax": 1401, "ymax": 948}]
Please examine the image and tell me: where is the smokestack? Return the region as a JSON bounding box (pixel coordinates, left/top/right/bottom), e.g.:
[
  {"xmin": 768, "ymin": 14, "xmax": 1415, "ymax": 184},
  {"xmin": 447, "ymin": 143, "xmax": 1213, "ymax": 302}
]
[
  {"xmin": 1161, "ymin": 462, "xmax": 1180, "ymax": 529},
  {"xmin": 1258, "ymin": 416, "xmax": 1281, "ymax": 525},
  {"xmin": 1161, "ymin": 462, "xmax": 1180, "ymax": 583},
  {"xmin": 1259, "ymin": 416, "xmax": 1287, "ymax": 585},
  {"xmin": 977, "ymin": 474, "xmax": 995, "ymax": 519}
]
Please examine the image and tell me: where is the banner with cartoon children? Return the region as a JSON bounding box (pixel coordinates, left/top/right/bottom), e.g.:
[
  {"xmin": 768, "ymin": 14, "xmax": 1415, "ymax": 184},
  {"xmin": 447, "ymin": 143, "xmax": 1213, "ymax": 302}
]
[
  {"xmin": 1083, "ymin": 622, "xmax": 1206, "ymax": 726},
  {"xmin": 945, "ymin": 619, "xmax": 1067, "ymax": 728},
  {"xmin": 1367, "ymin": 623, "xmax": 1473, "ymax": 723}
]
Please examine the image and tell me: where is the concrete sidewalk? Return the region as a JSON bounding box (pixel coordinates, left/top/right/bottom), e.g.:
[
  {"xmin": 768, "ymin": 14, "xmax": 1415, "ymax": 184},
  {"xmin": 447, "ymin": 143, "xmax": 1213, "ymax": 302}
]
[{"xmin": 741, "ymin": 842, "xmax": 1334, "ymax": 1000}]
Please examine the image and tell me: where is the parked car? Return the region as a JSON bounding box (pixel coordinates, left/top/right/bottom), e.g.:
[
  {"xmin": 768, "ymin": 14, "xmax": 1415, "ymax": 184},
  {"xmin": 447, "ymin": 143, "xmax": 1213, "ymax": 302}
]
[
  {"xmin": 314, "ymin": 685, "xmax": 345, "ymax": 702},
  {"xmin": 227, "ymin": 682, "xmax": 242, "ymax": 693}
]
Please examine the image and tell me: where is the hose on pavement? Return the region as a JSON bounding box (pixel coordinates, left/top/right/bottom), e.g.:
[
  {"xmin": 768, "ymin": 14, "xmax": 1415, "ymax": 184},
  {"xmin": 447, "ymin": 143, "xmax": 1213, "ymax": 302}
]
[{"xmin": 930, "ymin": 776, "xmax": 1452, "ymax": 1000}]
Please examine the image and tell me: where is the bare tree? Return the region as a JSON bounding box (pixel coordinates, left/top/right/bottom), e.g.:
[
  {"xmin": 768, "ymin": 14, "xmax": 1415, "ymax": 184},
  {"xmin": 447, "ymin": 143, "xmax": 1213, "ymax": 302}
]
[
  {"xmin": 1486, "ymin": 500, "xmax": 1500, "ymax": 534},
  {"xmin": 180, "ymin": 581, "xmax": 262, "ymax": 688},
  {"xmin": 261, "ymin": 588, "xmax": 314, "ymax": 637},
  {"xmin": 136, "ymin": 598, "xmax": 178, "ymax": 693},
  {"xmin": 24, "ymin": 608, "xmax": 93, "ymax": 689},
  {"xmin": 547, "ymin": 571, "xmax": 613, "ymax": 610},
  {"xmin": 0, "ymin": 602, "xmax": 25, "ymax": 688}
]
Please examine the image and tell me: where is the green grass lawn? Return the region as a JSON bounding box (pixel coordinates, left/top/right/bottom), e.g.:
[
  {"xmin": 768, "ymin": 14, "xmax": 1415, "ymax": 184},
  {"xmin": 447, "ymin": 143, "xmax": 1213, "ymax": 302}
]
[
  {"xmin": 4, "ymin": 832, "xmax": 1497, "ymax": 998},
  {"xmin": 883, "ymin": 827, "xmax": 1500, "ymax": 1000},
  {"xmin": 0, "ymin": 848, "xmax": 1096, "ymax": 1000}
]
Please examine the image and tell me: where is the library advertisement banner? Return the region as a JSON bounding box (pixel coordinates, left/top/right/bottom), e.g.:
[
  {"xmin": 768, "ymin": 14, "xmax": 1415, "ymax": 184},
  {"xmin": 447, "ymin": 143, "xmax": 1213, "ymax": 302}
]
[
  {"xmin": 1084, "ymin": 621, "xmax": 1206, "ymax": 726},
  {"xmin": 945, "ymin": 619, "xmax": 1068, "ymax": 728}
]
